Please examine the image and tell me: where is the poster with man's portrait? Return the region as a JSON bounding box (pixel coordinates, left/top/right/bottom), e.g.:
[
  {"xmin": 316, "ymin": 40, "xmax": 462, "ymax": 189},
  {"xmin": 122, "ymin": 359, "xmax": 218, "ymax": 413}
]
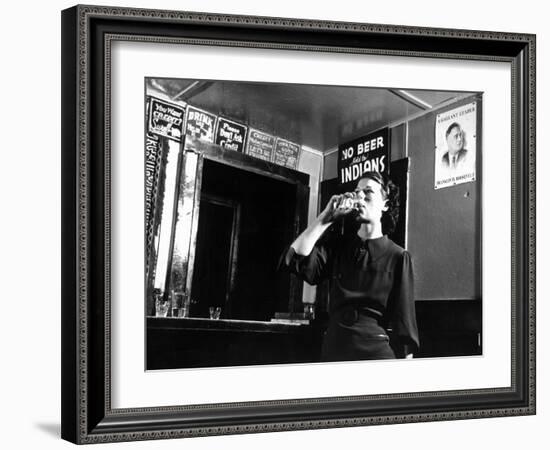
[{"xmin": 434, "ymin": 102, "xmax": 477, "ymax": 190}]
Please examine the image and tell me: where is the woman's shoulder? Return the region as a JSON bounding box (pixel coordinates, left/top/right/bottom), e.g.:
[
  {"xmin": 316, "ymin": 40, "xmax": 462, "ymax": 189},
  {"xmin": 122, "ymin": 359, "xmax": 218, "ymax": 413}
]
[{"xmin": 386, "ymin": 238, "xmax": 412, "ymax": 259}]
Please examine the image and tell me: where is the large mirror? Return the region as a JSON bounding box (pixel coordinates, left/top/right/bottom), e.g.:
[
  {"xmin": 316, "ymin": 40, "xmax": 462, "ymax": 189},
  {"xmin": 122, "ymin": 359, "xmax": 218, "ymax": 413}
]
[{"xmin": 160, "ymin": 138, "xmax": 310, "ymax": 321}]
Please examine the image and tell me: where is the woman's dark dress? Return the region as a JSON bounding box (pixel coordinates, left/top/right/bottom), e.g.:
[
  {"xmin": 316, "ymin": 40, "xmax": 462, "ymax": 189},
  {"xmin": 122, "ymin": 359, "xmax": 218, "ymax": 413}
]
[{"xmin": 281, "ymin": 234, "xmax": 419, "ymax": 361}]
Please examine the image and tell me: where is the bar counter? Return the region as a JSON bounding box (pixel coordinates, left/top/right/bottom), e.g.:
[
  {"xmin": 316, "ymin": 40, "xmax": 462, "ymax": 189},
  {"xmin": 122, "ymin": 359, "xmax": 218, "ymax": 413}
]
[
  {"xmin": 146, "ymin": 316, "xmax": 325, "ymax": 370},
  {"xmin": 148, "ymin": 316, "xmax": 310, "ymax": 333}
]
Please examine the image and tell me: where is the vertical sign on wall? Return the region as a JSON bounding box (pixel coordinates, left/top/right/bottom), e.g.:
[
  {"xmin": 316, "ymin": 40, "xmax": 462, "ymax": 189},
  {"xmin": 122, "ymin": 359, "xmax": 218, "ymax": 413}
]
[
  {"xmin": 145, "ymin": 133, "xmax": 161, "ymax": 235},
  {"xmin": 144, "ymin": 130, "xmax": 168, "ymax": 309},
  {"xmin": 337, "ymin": 127, "xmax": 390, "ymax": 191},
  {"xmin": 184, "ymin": 105, "xmax": 217, "ymax": 142},
  {"xmin": 148, "ymin": 97, "xmax": 185, "ymax": 142},
  {"xmin": 214, "ymin": 117, "xmax": 248, "ymax": 152},
  {"xmin": 434, "ymin": 102, "xmax": 477, "ymax": 190}
]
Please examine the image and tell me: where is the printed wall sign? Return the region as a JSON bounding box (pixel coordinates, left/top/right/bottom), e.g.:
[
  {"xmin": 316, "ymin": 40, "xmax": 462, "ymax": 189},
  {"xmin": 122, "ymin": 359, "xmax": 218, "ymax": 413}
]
[
  {"xmin": 215, "ymin": 117, "xmax": 248, "ymax": 153},
  {"xmin": 184, "ymin": 105, "xmax": 217, "ymax": 143},
  {"xmin": 148, "ymin": 97, "xmax": 185, "ymax": 142},
  {"xmin": 273, "ymin": 138, "xmax": 301, "ymax": 170},
  {"xmin": 245, "ymin": 128, "xmax": 276, "ymax": 162},
  {"xmin": 145, "ymin": 133, "xmax": 161, "ymax": 231},
  {"xmin": 434, "ymin": 103, "xmax": 477, "ymax": 190},
  {"xmin": 337, "ymin": 128, "xmax": 390, "ymax": 191}
]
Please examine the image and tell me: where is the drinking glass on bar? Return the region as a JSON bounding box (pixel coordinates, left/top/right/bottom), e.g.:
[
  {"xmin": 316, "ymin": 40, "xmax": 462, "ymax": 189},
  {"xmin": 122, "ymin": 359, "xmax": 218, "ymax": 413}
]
[
  {"xmin": 154, "ymin": 290, "xmax": 170, "ymax": 318},
  {"xmin": 304, "ymin": 303, "xmax": 315, "ymax": 320},
  {"xmin": 209, "ymin": 306, "xmax": 222, "ymax": 320},
  {"xmin": 172, "ymin": 290, "xmax": 190, "ymax": 318}
]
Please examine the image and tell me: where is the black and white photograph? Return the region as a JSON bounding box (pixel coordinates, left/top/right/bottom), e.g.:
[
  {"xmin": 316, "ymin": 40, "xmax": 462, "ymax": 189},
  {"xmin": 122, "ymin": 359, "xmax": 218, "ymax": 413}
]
[
  {"xmin": 2, "ymin": 0, "xmax": 546, "ymax": 447},
  {"xmin": 144, "ymin": 78, "xmax": 483, "ymax": 370},
  {"xmin": 51, "ymin": 2, "xmax": 539, "ymax": 447}
]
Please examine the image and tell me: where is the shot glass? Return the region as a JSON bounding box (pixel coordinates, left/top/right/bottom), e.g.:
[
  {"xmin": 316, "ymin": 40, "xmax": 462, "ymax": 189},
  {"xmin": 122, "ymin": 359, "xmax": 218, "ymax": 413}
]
[{"xmin": 209, "ymin": 306, "xmax": 222, "ymax": 320}]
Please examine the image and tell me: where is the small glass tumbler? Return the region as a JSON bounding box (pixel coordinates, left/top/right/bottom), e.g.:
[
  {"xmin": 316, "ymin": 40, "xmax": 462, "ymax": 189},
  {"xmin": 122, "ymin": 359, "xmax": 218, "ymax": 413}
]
[
  {"xmin": 337, "ymin": 192, "xmax": 361, "ymax": 212},
  {"xmin": 172, "ymin": 291, "xmax": 190, "ymax": 318},
  {"xmin": 209, "ymin": 306, "xmax": 222, "ymax": 320},
  {"xmin": 155, "ymin": 295, "xmax": 170, "ymax": 318},
  {"xmin": 304, "ymin": 303, "xmax": 315, "ymax": 320}
]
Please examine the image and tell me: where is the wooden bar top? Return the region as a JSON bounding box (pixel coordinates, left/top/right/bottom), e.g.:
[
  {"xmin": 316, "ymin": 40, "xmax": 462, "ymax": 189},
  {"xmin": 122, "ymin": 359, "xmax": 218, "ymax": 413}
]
[{"xmin": 147, "ymin": 316, "xmax": 311, "ymax": 333}]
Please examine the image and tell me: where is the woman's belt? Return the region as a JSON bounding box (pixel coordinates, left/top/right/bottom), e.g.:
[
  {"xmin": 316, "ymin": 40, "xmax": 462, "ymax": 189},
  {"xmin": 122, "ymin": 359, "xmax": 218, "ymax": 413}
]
[{"xmin": 335, "ymin": 304, "xmax": 386, "ymax": 331}]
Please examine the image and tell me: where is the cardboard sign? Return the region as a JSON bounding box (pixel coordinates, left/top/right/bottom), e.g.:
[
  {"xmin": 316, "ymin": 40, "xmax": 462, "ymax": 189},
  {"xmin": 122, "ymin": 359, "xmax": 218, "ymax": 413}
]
[
  {"xmin": 245, "ymin": 128, "xmax": 276, "ymax": 162},
  {"xmin": 337, "ymin": 128, "xmax": 390, "ymax": 191},
  {"xmin": 148, "ymin": 98, "xmax": 185, "ymax": 142},
  {"xmin": 184, "ymin": 105, "xmax": 217, "ymax": 142},
  {"xmin": 215, "ymin": 117, "xmax": 248, "ymax": 152},
  {"xmin": 273, "ymin": 138, "xmax": 301, "ymax": 169}
]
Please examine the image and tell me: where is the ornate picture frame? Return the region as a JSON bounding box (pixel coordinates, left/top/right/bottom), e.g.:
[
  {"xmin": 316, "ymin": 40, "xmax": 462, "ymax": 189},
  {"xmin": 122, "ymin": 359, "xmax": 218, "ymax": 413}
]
[{"xmin": 61, "ymin": 5, "xmax": 535, "ymax": 444}]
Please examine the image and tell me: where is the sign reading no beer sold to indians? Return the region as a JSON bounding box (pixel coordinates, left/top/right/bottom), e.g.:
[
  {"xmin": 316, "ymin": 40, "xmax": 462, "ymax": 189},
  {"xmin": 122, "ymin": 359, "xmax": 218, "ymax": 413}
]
[{"xmin": 337, "ymin": 128, "xmax": 390, "ymax": 191}]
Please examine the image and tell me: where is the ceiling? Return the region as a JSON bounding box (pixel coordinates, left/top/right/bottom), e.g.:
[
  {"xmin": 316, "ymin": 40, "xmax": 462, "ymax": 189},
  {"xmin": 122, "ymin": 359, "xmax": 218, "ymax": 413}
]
[{"xmin": 148, "ymin": 78, "xmax": 474, "ymax": 152}]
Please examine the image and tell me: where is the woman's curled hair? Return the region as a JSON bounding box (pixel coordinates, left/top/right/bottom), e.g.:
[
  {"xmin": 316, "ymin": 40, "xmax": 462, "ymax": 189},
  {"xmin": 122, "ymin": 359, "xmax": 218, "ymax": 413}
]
[{"xmin": 359, "ymin": 171, "xmax": 400, "ymax": 236}]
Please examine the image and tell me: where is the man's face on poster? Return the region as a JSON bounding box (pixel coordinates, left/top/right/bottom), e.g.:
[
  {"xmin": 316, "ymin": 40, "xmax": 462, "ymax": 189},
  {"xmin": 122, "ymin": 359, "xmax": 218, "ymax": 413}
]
[{"xmin": 446, "ymin": 125, "xmax": 464, "ymax": 155}]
